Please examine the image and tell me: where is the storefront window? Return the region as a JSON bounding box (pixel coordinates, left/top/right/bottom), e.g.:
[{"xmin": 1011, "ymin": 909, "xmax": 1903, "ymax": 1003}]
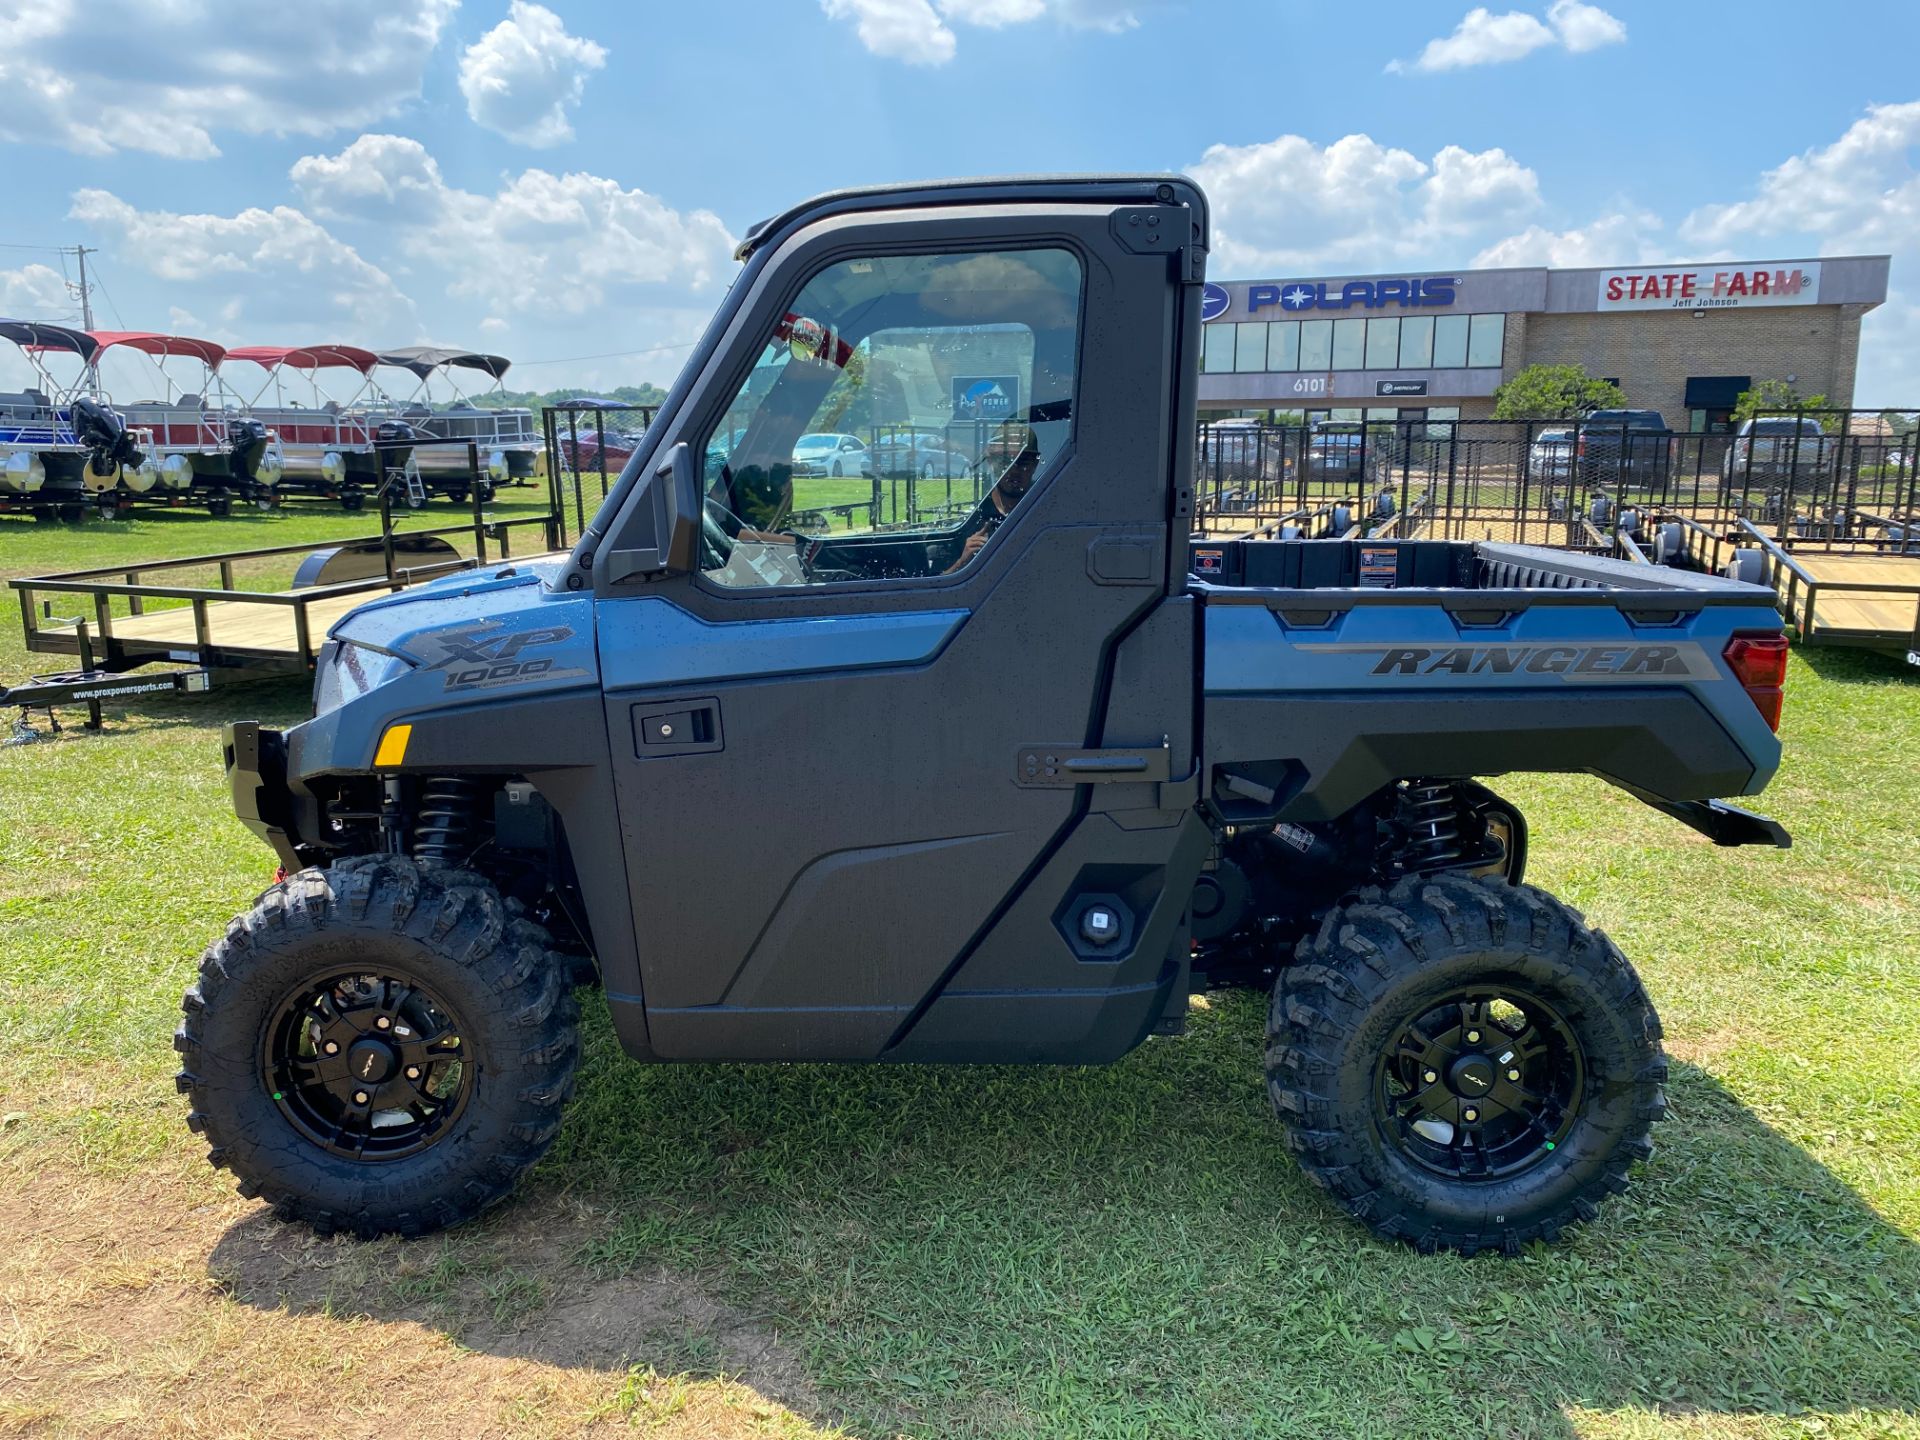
[
  {"xmin": 1234, "ymin": 321, "xmax": 1268, "ymax": 373},
  {"xmin": 1424, "ymin": 405, "xmax": 1460, "ymax": 439},
  {"xmin": 1366, "ymin": 318, "xmax": 1400, "ymax": 370},
  {"xmin": 1202, "ymin": 323, "xmax": 1235, "ymax": 374},
  {"xmin": 1399, "ymin": 315, "xmax": 1435, "ymax": 369},
  {"xmin": 1468, "ymin": 313, "xmax": 1506, "ymax": 368},
  {"xmin": 1267, "ymin": 320, "xmax": 1300, "ymax": 372},
  {"xmin": 1432, "ymin": 315, "xmax": 1470, "ymax": 369},
  {"xmin": 1332, "ymin": 318, "xmax": 1366, "ymax": 370},
  {"xmin": 1299, "ymin": 320, "xmax": 1332, "ymax": 371}
]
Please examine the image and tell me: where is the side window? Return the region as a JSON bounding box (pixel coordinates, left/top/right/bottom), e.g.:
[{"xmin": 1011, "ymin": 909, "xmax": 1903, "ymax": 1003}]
[{"xmin": 697, "ymin": 247, "xmax": 1083, "ymax": 588}]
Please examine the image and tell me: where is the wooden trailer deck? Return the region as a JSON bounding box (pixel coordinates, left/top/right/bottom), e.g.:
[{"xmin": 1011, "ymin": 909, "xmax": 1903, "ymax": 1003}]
[{"xmin": 1780, "ymin": 551, "xmax": 1920, "ymax": 645}]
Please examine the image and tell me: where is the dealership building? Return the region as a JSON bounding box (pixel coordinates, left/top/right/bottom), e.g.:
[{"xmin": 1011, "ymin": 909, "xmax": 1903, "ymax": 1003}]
[{"xmin": 1197, "ymin": 256, "xmax": 1890, "ymax": 431}]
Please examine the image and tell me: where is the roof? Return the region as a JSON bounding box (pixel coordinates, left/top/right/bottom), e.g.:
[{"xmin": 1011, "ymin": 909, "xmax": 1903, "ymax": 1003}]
[
  {"xmin": 224, "ymin": 344, "xmax": 379, "ymax": 374},
  {"xmin": 88, "ymin": 331, "xmax": 226, "ymax": 368},
  {"xmin": 734, "ymin": 173, "xmax": 1209, "ymax": 260},
  {"xmin": 376, "ymin": 346, "xmax": 512, "ymax": 381},
  {"xmin": 0, "ymin": 319, "xmax": 99, "ymax": 361}
]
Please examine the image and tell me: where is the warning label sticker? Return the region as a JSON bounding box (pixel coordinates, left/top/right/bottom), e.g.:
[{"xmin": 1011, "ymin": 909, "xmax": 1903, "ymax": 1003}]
[{"xmin": 1358, "ymin": 546, "xmax": 1399, "ymax": 588}]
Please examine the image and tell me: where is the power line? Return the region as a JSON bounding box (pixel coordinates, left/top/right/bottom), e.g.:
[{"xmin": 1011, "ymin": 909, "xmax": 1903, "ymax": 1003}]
[{"xmin": 509, "ymin": 339, "xmax": 700, "ymax": 368}]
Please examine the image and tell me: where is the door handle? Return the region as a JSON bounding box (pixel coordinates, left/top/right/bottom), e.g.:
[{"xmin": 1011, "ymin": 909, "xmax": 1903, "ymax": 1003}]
[
  {"xmin": 1015, "ymin": 741, "xmax": 1171, "ymax": 787},
  {"xmin": 632, "ymin": 697, "xmax": 723, "ymax": 757}
]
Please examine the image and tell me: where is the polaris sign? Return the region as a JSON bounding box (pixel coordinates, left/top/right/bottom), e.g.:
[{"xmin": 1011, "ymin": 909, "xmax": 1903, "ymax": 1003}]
[
  {"xmin": 1201, "ymin": 282, "xmax": 1232, "ymax": 321},
  {"xmin": 1268, "ymin": 278, "xmax": 1458, "ymax": 312}
]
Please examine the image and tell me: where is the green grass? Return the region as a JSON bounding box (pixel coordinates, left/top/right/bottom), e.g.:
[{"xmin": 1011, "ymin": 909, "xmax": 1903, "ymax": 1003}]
[{"xmin": 2, "ymin": 513, "xmax": 1919, "ymax": 1438}]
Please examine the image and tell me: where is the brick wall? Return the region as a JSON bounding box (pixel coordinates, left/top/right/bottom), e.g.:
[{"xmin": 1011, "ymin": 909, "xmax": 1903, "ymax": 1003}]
[{"xmin": 1521, "ymin": 305, "xmax": 1864, "ymax": 421}]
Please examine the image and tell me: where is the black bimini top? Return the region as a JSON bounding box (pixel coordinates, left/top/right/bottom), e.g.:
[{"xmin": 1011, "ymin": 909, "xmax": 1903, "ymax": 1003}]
[
  {"xmin": 734, "ymin": 173, "xmax": 1210, "ymax": 260},
  {"xmin": 0, "ymin": 319, "xmax": 100, "ymax": 361},
  {"xmin": 377, "ymin": 347, "xmax": 513, "ymax": 381}
]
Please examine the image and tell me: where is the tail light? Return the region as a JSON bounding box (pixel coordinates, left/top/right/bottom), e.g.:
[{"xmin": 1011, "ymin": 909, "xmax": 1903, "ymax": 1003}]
[
  {"xmin": 1723, "ymin": 632, "xmax": 1789, "ymax": 731},
  {"xmin": 1576, "ymin": 434, "xmax": 1588, "ymax": 458}
]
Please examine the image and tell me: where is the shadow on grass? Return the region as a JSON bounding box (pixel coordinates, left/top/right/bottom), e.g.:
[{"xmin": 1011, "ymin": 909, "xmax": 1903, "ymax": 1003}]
[
  {"xmin": 209, "ymin": 995, "xmax": 1920, "ymax": 1439},
  {"xmin": 1792, "ymin": 641, "xmax": 1918, "ymax": 684}
]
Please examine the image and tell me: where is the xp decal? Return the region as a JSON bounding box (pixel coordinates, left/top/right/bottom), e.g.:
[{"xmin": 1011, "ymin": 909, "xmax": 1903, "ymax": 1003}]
[{"xmin": 419, "ymin": 622, "xmax": 589, "ymax": 693}]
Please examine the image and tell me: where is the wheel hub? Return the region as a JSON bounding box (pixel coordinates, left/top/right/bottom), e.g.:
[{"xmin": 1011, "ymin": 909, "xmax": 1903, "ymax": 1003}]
[
  {"xmin": 264, "ymin": 971, "xmax": 471, "ymax": 1162},
  {"xmin": 1447, "ymin": 1053, "xmax": 1496, "ymax": 1097},
  {"xmin": 346, "ymin": 1037, "xmax": 396, "ymax": 1086},
  {"xmin": 1375, "ymin": 987, "xmax": 1587, "ymax": 1181}
]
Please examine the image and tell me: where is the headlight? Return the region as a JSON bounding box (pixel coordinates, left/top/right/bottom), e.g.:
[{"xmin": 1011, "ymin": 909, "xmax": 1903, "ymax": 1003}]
[{"xmin": 313, "ymin": 639, "xmax": 414, "ymax": 716}]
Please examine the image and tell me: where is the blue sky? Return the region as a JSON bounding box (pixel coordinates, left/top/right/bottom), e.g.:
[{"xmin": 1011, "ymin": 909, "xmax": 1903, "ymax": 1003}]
[{"xmin": 2, "ymin": 0, "xmax": 1917, "ymax": 401}]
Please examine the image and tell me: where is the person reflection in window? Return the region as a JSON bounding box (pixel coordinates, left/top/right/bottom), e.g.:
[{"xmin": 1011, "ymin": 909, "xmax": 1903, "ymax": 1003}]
[{"xmin": 944, "ymin": 436, "xmax": 1039, "ymax": 574}]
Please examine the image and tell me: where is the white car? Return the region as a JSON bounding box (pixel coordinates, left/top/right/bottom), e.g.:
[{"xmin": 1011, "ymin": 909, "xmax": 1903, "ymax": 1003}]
[
  {"xmin": 790, "ymin": 432, "xmax": 873, "ymax": 478},
  {"xmin": 1529, "ymin": 427, "xmax": 1574, "ymax": 481}
]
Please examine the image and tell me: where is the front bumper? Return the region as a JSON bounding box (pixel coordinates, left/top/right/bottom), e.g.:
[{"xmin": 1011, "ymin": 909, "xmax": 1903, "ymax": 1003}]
[{"xmin": 223, "ymin": 721, "xmax": 303, "ymax": 871}]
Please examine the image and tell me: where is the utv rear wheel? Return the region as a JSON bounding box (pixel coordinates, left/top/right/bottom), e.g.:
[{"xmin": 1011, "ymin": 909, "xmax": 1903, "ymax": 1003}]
[
  {"xmin": 1267, "ymin": 874, "xmax": 1665, "ymax": 1255},
  {"xmin": 175, "ymin": 857, "xmax": 579, "ymax": 1238}
]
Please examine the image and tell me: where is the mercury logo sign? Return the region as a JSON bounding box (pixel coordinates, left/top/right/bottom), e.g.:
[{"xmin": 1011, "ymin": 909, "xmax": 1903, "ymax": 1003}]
[{"xmin": 1201, "ymin": 282, "xmax": 1231, "ymax": 321}]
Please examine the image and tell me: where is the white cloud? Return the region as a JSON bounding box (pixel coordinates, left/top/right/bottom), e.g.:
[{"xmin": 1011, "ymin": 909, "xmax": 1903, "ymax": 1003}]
[
  {"xmin": 1548, "ymin": 0, "xmax": 1627, "ymax": 51},
  {"xmin": 290, "ymin": 133, "xmax": 451, "ymax": 224},
  {"xmin": 291, "ymin": 135, "xmax": 737, "ymax": 319},
  {"xmin": 1389, "ymin": 1, "xmax": 1624, "ymax": 73},
  {"xmin": 1674, "ymin": 100, "xmax": 1920, "ymax": 405},
  {"xmin": 1679, "ymin": 100, "xmax": 1920, "ymax": 254},
  {"xmin": 459, "ymin": 1, "xmax": 609, "ymax": 148},
  {"xmin": 68, "ymin": 189, "xmax": 410, "ymax": 331},
  {"xmin": 1472, "ymin": 210, "xmax": 1663, "ymax": 268},
  {"xmin": 0, "ymin": 263, "xmax": 74, "ymax": 317},
  {"xmin": 821, "ymin": 0, "xmax": 956, "ymax": 64},
  {"xmin": 0, "ymin": 0, "xmax": 456, "ymax": 159},
  {"xmin": 821, "ymin": 0, "xmax": 1141, "ymax": 62},
  {"xmin": 1191, "ymin": 132, "xmax": 1541, "ymax": 274}
]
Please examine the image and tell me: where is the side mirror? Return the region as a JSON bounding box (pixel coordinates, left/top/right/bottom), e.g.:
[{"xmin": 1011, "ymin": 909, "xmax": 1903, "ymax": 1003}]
[{"xmin": 607, "ymin": 441, "xmax": 700, "ymax": 582}]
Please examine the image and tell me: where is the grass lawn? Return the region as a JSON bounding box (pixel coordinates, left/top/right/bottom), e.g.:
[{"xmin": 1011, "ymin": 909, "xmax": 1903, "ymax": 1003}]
[{"xmin": 2, "ymin": 511, "xmax": 1918, "ymax": 1438}]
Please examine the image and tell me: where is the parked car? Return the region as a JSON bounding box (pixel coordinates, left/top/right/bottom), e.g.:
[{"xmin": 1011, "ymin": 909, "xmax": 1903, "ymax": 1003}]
[
  {"xmin": 1578, "ymin": 408, "xmax": 1672, "ymax": 490},
  {"xmin": 1528, "ymin": 427, "xmax": 1574, "ymax": 482},
  {"xmin": 1722, "ymin": 416, "xmax": 1829, "ymax": 485},
  {"xmin": 790, "ymin": 431, "xmax": 873, "ymax": 478},
  {"xmin": 1306, "ymin": 421, "xmax": 1369, "ymax": 482},
  {"xmin": 1197, "ymin": 418, "xmax": 1284, "ymax": 487},
  {"xmin": 870, "ymin": 430, "xmax": 971, "ymax": 479}
]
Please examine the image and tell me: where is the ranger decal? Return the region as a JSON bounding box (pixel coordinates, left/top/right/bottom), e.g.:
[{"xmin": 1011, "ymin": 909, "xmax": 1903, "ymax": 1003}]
[
  {"xmin": 419, "ymin": 622, "xmax": 591, "ymax": 693},
  {"xmin": 1293, "ymin": 641, "xmax": 1717, "ymax": 681}
]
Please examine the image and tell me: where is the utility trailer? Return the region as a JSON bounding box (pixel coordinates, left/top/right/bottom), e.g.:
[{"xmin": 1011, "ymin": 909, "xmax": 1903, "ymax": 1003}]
[
  {"xmin": 180, "ymin": 174, "xmax": 1797, "ymax": 1258},
  {"xmin": 9, "ymin": 481, "xmax": 556, "ymax": 680},
  {"xmin": 1627, "ymin": 512, "xmax": 1920, "ymax": 665}
]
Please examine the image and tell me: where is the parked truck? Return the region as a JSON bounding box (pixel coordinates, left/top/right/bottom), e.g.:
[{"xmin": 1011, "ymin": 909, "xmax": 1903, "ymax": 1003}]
[{"xmin": 183, "ymin": 176, "xmax": 1793, "ymax": 1256}]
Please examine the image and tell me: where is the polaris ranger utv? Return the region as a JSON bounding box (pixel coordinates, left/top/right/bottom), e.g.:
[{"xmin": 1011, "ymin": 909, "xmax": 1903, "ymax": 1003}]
[{"xmin": 182, "ymin": 176, "xmax": 1794, "ymax": 1254}]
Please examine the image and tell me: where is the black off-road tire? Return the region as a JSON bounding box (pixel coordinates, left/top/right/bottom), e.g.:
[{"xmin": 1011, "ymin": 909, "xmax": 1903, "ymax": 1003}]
[
  {"xmin": 1267, "ymin": 874, "xmax": 1666, "ymax": 1255},
  {"xmin": 175, "ymin": 856, "xmax": 579, "ymax": 1238}
]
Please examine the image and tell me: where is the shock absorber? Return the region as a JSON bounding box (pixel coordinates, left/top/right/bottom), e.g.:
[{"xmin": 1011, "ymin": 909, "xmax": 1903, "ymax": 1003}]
[
  {"xmin": 1402, "ymin": 781, "xmax": 1464, "ymax": 871},
  {"xmin": 412, "ymin": 776, "xmax": 483, "ymax": 868}
]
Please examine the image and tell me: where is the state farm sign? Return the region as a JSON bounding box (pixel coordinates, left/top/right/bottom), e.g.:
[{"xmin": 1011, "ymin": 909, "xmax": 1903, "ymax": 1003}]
[{"xmin": 1597, "ymin": 263, "xmax": 1821, "ymax": 311}]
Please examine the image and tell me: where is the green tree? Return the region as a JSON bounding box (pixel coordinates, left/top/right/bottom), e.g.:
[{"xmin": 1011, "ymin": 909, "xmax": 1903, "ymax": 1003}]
[
  {"xmin": 1732, "ymin": 378, "xmax": 1829, "ymax": 423},
  {"xmin": 1491, "ymin": 364, "xmax": 1625, "ymax": 420}
]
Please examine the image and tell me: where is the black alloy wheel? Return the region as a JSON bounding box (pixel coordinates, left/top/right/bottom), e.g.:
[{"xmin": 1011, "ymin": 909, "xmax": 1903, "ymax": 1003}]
[
  {"xmin": 1375, "ymin": 987, "xmax": 1584, "ymax": 1182},
  {"xmin": 264, "ymin": 969, "xmax": 473, "ymax": 1162}
]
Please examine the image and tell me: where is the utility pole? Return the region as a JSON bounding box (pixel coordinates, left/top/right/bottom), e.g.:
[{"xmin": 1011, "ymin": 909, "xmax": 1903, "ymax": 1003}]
[{"xmin": 66, "ymin": 245, "xmax": 99, "ymax": 390}]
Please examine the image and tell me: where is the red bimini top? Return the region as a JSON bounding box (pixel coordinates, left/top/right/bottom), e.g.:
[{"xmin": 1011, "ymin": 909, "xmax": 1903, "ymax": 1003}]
[
  {"xmin": 88, "ymin": 331, "xmax": 228, "ymax": 369},
  {"xmin": 224, "ymin": 344, "xmax": 380, "ymax": 374}
]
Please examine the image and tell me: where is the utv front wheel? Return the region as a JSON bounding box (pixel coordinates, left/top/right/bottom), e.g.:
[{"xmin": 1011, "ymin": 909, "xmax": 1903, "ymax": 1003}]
[
  {"xmin": 1267, "ymin": 874, "xmax": 1665, "ymax": 1255},
  {"xmin": 175, "ymin": 857, "xmax": 579, "ymax": 1237}
]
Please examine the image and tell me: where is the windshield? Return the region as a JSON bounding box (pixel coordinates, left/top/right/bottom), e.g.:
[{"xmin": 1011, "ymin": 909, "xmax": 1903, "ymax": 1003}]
[{"xmin": 694, "ymin": 246, "xmax": 1084, "ymax": 589}]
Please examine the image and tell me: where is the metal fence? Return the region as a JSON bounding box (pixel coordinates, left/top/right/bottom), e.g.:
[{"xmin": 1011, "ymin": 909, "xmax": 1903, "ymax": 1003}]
[
  {"xmin": 1195, "ymin": 411, "xmax": 1919, "ymax": 550},
  {"xmin": 540, "ymin": 404, "xmax": 1919, "ymax": 555}
]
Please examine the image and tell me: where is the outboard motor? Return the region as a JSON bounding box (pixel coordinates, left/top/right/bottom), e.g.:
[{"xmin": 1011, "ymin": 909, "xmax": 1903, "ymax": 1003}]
[
  {"xmin": 375, "ymin": 419, "xmax": 415, "ymax": 447},
  {"xmin": 70, "ymin": 395, "xmax": 145, "ymax": 478}
]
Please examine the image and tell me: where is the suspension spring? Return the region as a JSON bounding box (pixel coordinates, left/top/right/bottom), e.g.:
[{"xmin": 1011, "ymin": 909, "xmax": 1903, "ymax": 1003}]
[
  {"xmin": 412, "ymin": 776, "xmax": 484, "ymax": 868},
  {"xmin": 1403, "ymin": 781, "xmax": 1464, "ymax": 871}
]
